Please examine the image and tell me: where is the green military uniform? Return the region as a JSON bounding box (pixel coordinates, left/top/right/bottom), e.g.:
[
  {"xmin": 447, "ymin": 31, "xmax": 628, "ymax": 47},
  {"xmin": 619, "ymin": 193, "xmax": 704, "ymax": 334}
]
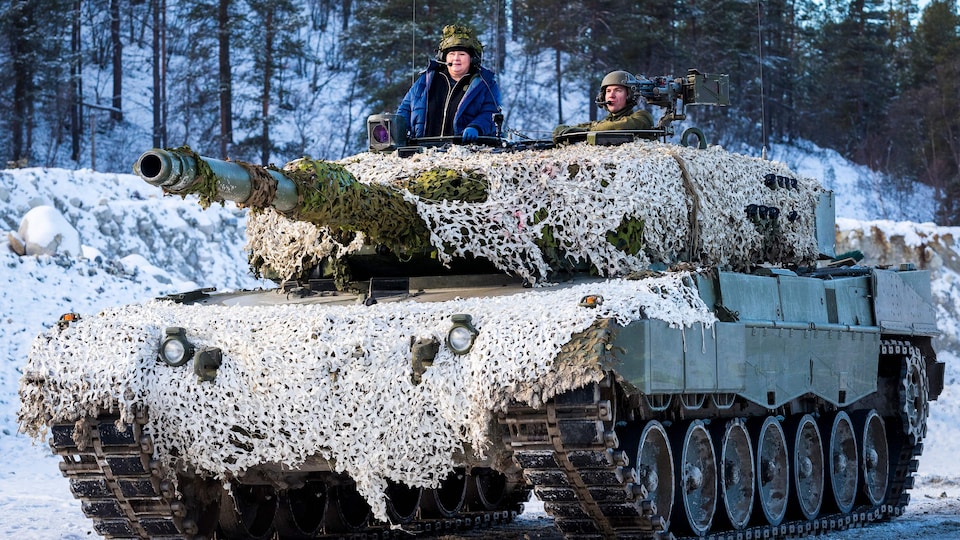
[
  {"xmin": 552, "ymin": 107, "xmax": 655, "ymax": 143},
  {"xmin": 593, "ymin": 108, "xmax": 654, "ymax": 131}
]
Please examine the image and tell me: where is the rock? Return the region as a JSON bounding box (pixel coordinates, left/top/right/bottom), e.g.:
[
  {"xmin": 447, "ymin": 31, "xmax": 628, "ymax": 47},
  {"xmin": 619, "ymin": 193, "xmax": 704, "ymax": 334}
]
[
  {"xmin": 7, "ymin": 231, "xmax": 25, "ymax": 255},
  {"xmin": 27, "ymin": 197, "xmax": 48, "ymax": 209},
  {"xmin": 18, "ymin": 205, "xmax": 82, "ymax": 257}
]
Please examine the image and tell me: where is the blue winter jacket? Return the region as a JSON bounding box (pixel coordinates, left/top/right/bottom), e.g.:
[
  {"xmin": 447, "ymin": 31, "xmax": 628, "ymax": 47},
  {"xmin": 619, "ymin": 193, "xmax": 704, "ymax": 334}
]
[{"xmin": 397, "ymin": 59, "xmax": 502, "ymax": 138}]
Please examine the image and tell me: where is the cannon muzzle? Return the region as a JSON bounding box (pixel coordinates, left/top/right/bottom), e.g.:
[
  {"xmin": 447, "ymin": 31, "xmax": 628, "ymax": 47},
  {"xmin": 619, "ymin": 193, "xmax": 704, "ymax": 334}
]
[{"xmin": 134, "ymin": 148, "xmax": 299, "ymax": 213}]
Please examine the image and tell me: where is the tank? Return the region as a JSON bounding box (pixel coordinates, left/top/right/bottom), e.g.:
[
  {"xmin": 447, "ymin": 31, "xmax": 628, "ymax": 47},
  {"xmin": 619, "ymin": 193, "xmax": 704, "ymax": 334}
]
[{"xmin": 18, "ymin": 72, "xmax": 946, "ymax": 540}]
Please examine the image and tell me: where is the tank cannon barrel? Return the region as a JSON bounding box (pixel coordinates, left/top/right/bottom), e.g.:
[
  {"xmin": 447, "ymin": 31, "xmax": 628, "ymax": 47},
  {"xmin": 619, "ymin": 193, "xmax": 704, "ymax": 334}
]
[
  {"xmin": 135, "ymin": 148, "xmax": 299, "ymax": 213},
  {"xmin": 134, "ymin": 147, "xmax": 432, "ymax": 255}
]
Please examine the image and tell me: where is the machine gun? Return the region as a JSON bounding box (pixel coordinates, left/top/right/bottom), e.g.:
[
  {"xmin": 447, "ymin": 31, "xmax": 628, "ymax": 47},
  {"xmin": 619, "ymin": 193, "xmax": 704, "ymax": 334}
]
[
  {"xmin": 639, "ymin": 68, "xmax": 730, "ymax": 139},
  {"xmin": 583, "ymin": 69, "xmax": 730, "ymax": 148},
  {"xmin": 553, "ymin": 68, "xmax": 730, "ymax": 148}
]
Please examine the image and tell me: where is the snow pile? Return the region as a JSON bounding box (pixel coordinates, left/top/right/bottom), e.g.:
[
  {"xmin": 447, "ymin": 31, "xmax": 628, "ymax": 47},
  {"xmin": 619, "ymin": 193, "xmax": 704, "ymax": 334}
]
[
  {"xmin": 0, "ymin": 167, "xmax": 263, "ymax": 291},
  {"xmin": 248, "ymin": 142, "xmax": 823, "ymax": 283},
  {"xmin": 18, "ymin": 273, "xmax": 714, "ymax": 521}
]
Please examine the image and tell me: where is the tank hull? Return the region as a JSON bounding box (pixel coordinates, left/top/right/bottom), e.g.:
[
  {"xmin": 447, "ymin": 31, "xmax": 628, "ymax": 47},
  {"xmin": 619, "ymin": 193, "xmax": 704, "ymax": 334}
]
[{"xmin": 20, "ymin": 264, "xmax": 942, "ymax": 539}]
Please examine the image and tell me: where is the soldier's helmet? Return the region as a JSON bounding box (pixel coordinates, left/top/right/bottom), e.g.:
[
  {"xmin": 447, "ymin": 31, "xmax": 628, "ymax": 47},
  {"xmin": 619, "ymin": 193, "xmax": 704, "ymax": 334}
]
[
  {"xmin": 437, "ymin": 24, "xmax": 483, "ymax": 65},
  {"xmin": 596, "ymin": 70, "xmax": 642, "ymax": 109}
]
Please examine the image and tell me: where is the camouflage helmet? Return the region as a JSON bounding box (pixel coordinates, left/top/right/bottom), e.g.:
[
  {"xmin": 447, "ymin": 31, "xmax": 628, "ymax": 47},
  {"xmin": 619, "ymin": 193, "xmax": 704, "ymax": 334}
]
[
  {"xmin": 436, "ymin": 24, "xmax": 483, "ymax": 64},
  {"xmin": 596, "ymin": 70, "xmax": 642, "ymax": 109}
]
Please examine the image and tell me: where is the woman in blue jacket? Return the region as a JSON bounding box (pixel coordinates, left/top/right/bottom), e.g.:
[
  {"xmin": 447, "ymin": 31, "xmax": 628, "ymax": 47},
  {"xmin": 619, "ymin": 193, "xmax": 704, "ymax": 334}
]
[{"xmin": 397, "ymin": 25, "xmax": 502, "ymax": 142}]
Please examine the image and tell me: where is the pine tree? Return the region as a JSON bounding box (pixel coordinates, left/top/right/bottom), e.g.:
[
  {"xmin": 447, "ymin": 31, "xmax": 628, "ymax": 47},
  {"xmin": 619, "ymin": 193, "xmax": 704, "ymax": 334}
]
[
  {"xmin": 512, "ymin": 0, "xmax": 585, "ymax": 123},
  {"xmin": 801, "ymin": 0, "xmax": 897, "ymax": 160},
  {"xmin": 235, "ymin": 0, "xmax": 306, "ymax": 164},
  {"xmin": 904, "ymin": 0, "xmax": 960, "ymax": 224},
  {"xmin": 166, "ymin": 0, "xmax": 223, "ymax": 154},
  {"xmin": 0, "ymin": 0, "xmax": 73, "ymax": 165}
]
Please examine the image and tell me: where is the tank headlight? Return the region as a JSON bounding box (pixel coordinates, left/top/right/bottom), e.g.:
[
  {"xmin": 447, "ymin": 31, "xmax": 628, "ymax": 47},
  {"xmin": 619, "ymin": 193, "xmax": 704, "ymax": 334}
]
[
  {"xmin": 159, "ymin": 327, "xmax": 194, "ymax": 367},
  {"xmin": 446, "ymin": 314, "xmax": 478, "ymax": 355}
]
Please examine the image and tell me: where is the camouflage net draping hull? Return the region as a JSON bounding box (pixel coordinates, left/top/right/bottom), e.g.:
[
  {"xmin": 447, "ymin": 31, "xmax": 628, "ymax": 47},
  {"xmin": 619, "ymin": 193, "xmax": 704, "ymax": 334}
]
[
  {"xmin": 247, "ymin": 142, "xmax": 823, "ymax": 283},
  {"xmin": 18, "ymin": 274, "xmax": 714, "ymax": 522}
]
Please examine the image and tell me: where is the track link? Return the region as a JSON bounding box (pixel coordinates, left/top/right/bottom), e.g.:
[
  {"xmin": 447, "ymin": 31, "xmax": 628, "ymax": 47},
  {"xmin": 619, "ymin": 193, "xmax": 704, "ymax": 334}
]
[
  {"xmin": 501, "ymin": 379, "xmax": 662, "ymax": 539},
  {"xmin": 50, "ymin": 412, "xmax": 522, "ymax": 539},
  {"xmin": 50, "ymin": 411, "xmax": 188, "ymax": 539}
]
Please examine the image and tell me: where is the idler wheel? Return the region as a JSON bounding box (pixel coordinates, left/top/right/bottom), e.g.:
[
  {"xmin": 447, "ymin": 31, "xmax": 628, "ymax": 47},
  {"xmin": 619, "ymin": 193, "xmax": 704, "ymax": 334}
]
[
  {"xmin": 711, "ymin": 418, "xmax": 754, "ymax": 530},
  {"xmin": 419, "ymin": 468, "xmax": 468, "ymax": 518},
  {"xmin": 823, "ymin": 411, "xmax": 859, "ymax": 513},
  {"xmin": 752, "ymin": 416, "xmax": 789, "ymax": 525},
  {"xmin": 385, "ymin": 479, "xmax": 422, "ymax": 524},
  {"xmin": 900, "ymin": 350, "xmax": 929, "ymax": 446},
  {"xmin": 670, "ymin": 419, "xmax": 717, "ymax": 536},
  {"xmin": 853, "ymin": 409, "xmax": 890, "ymax": 506},
  {"xmin": 634, "ymin": 420, "xmax": 675, "ymax": 529},
  {"xmin": 786, "ymin": 414, "xmax": 824, "ymax": 520},
  {"xmin": 274, "ymin": 481, "xmax": 327, "ymax": 538},
  {"xmin": 217, "ymin": 483, "xmax": 278, "ymax": 539}
]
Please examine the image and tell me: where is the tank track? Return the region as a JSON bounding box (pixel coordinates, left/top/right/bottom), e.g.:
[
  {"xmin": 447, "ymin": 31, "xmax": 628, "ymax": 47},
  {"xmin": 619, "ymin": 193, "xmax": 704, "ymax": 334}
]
[
  {"xmin": 499, "ymin": 339, "xmax": 927, "ymax": 540},
  {"xmin": 49, "ymin": 409, "xmax": 524, "ymax": 539}
]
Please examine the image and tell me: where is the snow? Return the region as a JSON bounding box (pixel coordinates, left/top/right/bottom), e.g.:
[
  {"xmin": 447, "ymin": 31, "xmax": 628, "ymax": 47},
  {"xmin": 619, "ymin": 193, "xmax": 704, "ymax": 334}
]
[
  {"xmin": 1, "ymin": 144, "xmax": 958, "ymax": 538},
  {"xmin": 15, "ymin": 206, "xmax": 82, "ymax": 257}
]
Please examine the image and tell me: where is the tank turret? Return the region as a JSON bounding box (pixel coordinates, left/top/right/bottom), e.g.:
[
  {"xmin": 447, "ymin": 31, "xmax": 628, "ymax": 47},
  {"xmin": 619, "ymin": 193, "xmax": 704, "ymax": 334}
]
[{"xmin": 135, "ymin": 142, "xmax": 832, "ymax": 289}]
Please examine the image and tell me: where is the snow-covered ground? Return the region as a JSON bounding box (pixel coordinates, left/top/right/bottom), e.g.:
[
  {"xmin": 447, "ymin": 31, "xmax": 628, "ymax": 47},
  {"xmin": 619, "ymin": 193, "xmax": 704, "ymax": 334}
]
[{"xmin": 1, "ymin": 143, "xmax": 957, "ymax": 539}]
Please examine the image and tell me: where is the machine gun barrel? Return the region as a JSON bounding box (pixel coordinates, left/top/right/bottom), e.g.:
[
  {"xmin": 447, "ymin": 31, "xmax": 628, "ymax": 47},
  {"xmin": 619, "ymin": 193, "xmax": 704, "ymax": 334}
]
[{"xmin": 135, "ymin": 148, "xmax": 300, "ymax": 213}]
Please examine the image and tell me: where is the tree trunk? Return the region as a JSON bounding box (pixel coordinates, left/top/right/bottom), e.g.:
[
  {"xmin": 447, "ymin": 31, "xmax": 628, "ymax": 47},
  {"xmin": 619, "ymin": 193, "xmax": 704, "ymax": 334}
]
[
  {"xmin": 494, "ymin": 0, "xmax": 507, "ymax": 73},
  {"xmin": 151, "ymin": 0, "xmax": 162, "ymax": 147},
  {"xmin": 218, "ymin": 0, "xmax": 232, "ymax": 159},
  {"xmin": 261, "ymin": 10, "xmax": 274, "ymax": 165},
  {"xmin": 341, "ymin": 0, "xmax": 352, "ymax": 32},
  {"xmin": 71, "ymin": 0, "xmax": 82, "ymax": 162},
  {"xmin": 110, "ymin": 0, "xmax": 122, "ymax": 122},
  {"xmin": 160, "ymin": 0, "xmax": 167, "ymax": 148},
  {"xmin": 10, "ymin": 4, "xmax": 33, "ymax": 163}
]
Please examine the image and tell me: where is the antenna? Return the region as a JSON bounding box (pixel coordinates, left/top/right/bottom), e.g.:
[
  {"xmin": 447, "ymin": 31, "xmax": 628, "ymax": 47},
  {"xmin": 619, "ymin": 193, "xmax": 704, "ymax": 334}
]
[
  {"xmin": 411, "ymin": 0, "xmax": 416, "ymax": 85},
  {"xmin": 757, "ymin": 0, "xmax": 767, "ymax": 159},
  {"xmin": 492, "ymin": 0, "xmax": 501, "ymax": 74}
]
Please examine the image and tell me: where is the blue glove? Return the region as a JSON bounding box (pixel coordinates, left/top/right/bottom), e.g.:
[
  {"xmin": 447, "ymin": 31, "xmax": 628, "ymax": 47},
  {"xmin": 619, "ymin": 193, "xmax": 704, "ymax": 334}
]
[{"xmin": 462, "ymin": 127, "xmax": 479, "ymax": 142}]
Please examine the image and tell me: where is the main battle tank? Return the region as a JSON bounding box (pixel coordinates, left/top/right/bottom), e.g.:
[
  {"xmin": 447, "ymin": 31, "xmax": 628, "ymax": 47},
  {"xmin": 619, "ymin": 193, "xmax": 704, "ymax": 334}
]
[{"xmin": 19, "ymin": 71, "xmax": 946, "ymax": 540}]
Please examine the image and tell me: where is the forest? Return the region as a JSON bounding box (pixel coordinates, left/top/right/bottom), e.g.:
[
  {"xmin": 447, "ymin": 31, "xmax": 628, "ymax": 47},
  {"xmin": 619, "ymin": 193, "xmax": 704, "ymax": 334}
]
[{"xmin": 2, "ymin": 0, "xmax": 959, "ymax": 224}]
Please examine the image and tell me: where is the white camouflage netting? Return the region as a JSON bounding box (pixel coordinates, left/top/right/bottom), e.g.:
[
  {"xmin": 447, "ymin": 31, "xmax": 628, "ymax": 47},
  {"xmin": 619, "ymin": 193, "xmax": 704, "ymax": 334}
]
[
  {"xmin": 20, "ymin": 274, "xmax": 714, "ymax": 522},
  {"xmin": 248, "ymin": 142, "xmax": 824, "ymax": 283}
]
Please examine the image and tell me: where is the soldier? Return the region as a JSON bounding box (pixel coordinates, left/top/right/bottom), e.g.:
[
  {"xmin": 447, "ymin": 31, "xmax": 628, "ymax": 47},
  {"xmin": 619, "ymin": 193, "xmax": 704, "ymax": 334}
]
[
  {"xmin": 553, "ymin": 70, "xmax": 656, "ymax": 143},
  {"xmin": 397, "ymin": 24, "xmax": 502, "ymax": 142}
]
